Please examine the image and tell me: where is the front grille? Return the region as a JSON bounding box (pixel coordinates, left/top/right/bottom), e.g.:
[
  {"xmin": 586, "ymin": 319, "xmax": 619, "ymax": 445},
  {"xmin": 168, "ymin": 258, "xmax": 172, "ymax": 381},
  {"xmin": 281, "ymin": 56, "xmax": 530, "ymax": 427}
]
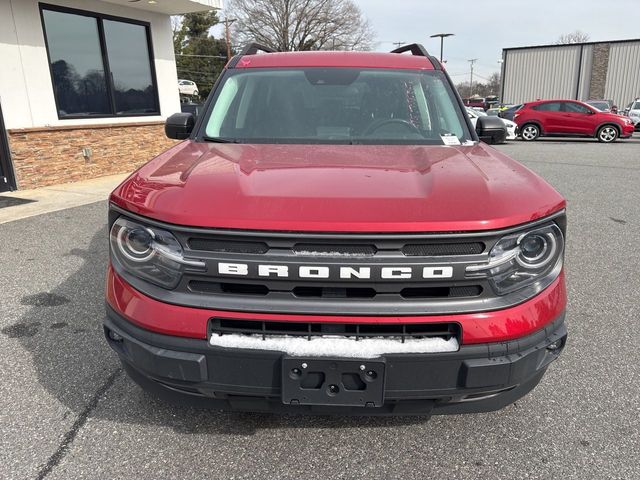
[
  {"xmin": 189, "ymin": 238, "xmax": 268, "ymax": 254},
  {"xmin": 189, "ymin": 281, "xmax": 483, "ymax": 300},
  {"xmin": 293, "ymin": 243, "xmax": 377, "ymax": 256},
  {"xmin": 210, "ymin": 318, "xmax": 461, "ymax": 342},
  {"xmin": 402, "ymin": 242, "xmax": 485, "ymax": 256}
]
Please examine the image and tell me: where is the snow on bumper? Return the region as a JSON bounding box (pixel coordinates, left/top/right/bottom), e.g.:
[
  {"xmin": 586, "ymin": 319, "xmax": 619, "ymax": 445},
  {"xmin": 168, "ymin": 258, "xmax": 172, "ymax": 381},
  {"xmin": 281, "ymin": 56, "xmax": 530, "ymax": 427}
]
[{"xmin": 209, "ymin": 334, "xmax": 459, "ymax": 358}]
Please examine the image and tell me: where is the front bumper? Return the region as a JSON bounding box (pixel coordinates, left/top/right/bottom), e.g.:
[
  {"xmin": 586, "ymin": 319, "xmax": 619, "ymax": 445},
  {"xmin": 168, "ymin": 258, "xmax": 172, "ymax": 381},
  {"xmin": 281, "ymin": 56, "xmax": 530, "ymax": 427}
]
[{"xmin": 105, "ymin": 305, "xmax": 567, "ymax": 416}]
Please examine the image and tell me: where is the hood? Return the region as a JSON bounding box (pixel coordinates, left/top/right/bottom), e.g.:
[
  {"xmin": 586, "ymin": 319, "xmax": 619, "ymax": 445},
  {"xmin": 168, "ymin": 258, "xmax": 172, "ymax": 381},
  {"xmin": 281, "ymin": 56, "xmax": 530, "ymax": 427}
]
[{"xmin": 110, "ymin": 141, "xmax": 565, "ymax": 232}]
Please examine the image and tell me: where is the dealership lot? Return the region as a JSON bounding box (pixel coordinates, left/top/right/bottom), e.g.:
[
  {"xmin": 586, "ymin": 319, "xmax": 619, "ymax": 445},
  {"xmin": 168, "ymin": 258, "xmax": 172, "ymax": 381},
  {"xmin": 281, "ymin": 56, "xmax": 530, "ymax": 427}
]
[{"xmin": 1, "ymin": 136, "xmax": 639, "ymax": 480}]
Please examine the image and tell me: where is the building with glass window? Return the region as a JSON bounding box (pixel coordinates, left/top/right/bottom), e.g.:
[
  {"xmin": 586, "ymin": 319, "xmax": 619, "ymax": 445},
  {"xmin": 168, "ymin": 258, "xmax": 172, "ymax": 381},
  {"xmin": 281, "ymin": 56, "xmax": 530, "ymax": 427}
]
[{"xmin": 0, "ymin": 0, "xmax": 223, "ymax": 191}]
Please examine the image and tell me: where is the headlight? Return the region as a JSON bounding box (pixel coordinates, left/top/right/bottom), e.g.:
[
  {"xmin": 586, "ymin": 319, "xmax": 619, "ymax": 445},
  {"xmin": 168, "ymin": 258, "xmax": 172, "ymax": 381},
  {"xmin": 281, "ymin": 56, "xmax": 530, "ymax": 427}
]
[
  {"xmin": 466, "ymin": 223, "xmax": 564, "ymax": 295},
  {"xmin": 110, "ymin": 217, "xmax": 205, "ymax": 289}
]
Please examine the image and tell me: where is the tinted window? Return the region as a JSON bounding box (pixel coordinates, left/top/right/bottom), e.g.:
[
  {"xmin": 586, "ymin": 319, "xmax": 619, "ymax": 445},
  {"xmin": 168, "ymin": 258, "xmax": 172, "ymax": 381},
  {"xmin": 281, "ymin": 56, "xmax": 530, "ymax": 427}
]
[
  {"xmin": 633, "ymin": 102, "xmax": 640, "ymax": 110},
  {"xmin": 103, "ymin": 20, "xmax": 157, "ymax": 114},
  {"xmin": 563, "ymin": 102, "xmax": 592, "ymax": 114},
  {"xmin": 533, "ymin": 102, "xmax": 562, "ymax": 112},
  {"xmin": 42, "ymin": 7, "xmax": 158, "ymax": 118},
  {"xmin": 204, "ymin": 69, "xmax": 471, "ymax": 145},
  {"xmin": 588, "ymin": 101, "xmax": 609, "ymax": 111},
  {"xmin": 42, "ymin": 10, "xmax": 110, "ymax": 116}
]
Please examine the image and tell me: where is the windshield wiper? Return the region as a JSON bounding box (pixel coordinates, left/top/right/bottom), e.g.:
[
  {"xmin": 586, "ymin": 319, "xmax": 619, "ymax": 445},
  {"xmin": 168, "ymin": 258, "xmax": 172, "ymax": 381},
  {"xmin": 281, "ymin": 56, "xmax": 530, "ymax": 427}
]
[{"xmin": 203, "ymin": 136, "xmax": 241, "ymax": 144}]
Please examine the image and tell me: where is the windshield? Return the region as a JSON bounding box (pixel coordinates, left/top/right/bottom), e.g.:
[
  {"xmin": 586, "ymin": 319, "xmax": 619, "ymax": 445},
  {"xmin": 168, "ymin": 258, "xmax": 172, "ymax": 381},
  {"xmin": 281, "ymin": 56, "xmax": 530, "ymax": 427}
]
[
  {"xmin": 633, "ymin": 102, "xmax": 640, "ymax": 110},
  {"xmin": 202, "ymin": 68, "xmax": 471, "ymax": 145}
]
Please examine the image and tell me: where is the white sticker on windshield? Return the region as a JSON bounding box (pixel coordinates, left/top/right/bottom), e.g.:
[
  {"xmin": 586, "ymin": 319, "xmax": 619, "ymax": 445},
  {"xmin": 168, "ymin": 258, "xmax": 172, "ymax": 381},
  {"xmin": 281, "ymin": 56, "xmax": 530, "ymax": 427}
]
[{"xmin": 440, "ymin": 134, "xmax": 461, "ymax": 146}]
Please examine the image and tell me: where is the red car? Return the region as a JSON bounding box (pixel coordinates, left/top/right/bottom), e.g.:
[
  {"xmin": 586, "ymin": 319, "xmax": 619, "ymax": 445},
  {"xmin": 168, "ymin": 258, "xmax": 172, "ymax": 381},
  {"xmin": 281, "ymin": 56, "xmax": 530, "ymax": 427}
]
[
  {"xmin": 104, "ymin": 44, "xmax": 567, "ymax": 415},
  {"xmin": 515, "ymin": 99, "xmax": 634, "ymax": 142}
]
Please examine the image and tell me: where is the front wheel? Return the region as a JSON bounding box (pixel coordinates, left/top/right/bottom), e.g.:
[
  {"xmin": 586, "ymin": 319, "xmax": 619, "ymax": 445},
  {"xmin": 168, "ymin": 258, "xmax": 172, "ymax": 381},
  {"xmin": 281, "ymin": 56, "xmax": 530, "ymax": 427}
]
[
  {"xmin": 520, "ymin": 124, "xmax": 540, "ymax": 141},
  {"xmin": 597, "ymin": 125, "xmax": 619, "ymax": 143}
]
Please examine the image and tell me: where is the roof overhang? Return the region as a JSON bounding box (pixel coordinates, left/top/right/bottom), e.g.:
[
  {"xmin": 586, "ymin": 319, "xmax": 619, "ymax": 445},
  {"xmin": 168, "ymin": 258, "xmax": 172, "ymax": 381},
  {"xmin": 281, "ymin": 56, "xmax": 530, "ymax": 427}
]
[{"xmin": 99, "ymin": 0, "xmax": 223, "ymax": 15}]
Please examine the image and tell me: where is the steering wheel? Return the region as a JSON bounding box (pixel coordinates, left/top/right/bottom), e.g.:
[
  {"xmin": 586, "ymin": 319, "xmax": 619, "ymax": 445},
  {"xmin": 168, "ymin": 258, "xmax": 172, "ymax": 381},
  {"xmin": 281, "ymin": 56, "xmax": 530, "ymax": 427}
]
[{"xmin": 361, "ymin": 118, "xmax": 422, "ymax": 137}]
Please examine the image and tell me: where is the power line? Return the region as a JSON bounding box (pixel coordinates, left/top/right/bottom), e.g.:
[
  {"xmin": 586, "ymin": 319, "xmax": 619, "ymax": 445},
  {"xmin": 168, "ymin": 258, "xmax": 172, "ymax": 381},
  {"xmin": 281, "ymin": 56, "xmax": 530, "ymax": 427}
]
[{"xmin": 176, "ymin": 53, "xmax": 227, "ymax": 58}]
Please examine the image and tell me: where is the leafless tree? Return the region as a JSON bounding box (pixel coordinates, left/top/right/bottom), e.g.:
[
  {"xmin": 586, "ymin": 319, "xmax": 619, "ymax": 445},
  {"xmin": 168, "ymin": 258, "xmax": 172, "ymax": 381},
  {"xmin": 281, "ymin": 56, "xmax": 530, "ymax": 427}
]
[
  {"xmin": 227, "ymin": 0, "xmax": 375, "ymax": 51},
  {"xmin": 556, "ymin": 30, "xmax": 590, "ymax": 45}
]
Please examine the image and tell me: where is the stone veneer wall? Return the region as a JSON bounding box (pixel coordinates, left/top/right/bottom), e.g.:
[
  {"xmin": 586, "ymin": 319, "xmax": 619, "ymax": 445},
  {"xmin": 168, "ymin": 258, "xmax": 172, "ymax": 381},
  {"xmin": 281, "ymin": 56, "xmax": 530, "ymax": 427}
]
[
  {"xmin": 7, "ymin": 122, "xmax": 179, "ymax": 190},
  {"xmin": 588, "ymin": 43, "xmax": 610, "ymax": 100}
]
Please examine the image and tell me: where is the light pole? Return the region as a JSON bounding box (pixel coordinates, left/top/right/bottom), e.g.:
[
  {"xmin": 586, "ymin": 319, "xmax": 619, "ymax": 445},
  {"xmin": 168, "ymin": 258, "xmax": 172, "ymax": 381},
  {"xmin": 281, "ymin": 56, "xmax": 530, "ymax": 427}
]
[{"xmin": 430, "ymin": 33, "xmax": 454, "ymax": 63}]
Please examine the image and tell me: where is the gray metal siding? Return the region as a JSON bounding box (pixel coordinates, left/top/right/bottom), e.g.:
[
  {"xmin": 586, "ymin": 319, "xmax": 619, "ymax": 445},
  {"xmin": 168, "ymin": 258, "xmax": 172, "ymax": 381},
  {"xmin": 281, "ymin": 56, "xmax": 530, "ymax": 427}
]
[
  {"xmin": 604, "ymin": 41, "xmax": 640, "ymax": 107},
  {"xmin": 577, "ymin": 44, "xmax": 594, "ymax": 100},
  {"xmin": 502, "ymin": 46, "xmax": 582, "ymax": 104}
]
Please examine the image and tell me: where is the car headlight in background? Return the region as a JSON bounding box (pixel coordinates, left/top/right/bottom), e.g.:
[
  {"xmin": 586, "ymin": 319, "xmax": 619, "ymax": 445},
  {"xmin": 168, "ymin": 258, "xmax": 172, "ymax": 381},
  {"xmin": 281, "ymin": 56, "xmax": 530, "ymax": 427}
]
[
  {"xmin": 110, "ymin": 217, "xmax": 205, "ymax": 289},
  {"xmin": 466, "ymin": 223, "xmax": 564, "ymax": 295}
]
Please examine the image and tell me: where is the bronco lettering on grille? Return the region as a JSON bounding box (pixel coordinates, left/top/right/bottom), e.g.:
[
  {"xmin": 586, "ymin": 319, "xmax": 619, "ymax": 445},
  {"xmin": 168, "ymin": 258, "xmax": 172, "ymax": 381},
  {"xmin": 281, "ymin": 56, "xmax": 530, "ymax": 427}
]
[{"xmin": 217, "ymin": 263, "xmax": 453, "ymax": 280}]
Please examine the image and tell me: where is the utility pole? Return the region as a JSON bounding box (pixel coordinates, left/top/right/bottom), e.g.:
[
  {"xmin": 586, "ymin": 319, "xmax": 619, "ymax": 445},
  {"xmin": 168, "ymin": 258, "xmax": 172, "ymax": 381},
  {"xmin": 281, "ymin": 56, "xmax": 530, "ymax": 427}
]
[
  {"xmin": 468, "ymin": 58, "xmax": 478, "ymax": 96},
  {"xmin": 430, "ymin": 33, "xmax": 454, "ymax": 63},
  {"xmin": 392, "ymin": 41, "xmax": 405, "ymax": 49},
  {"xmin": 223, "ymin": 18, "xmax": 237, "ymax": 60}
]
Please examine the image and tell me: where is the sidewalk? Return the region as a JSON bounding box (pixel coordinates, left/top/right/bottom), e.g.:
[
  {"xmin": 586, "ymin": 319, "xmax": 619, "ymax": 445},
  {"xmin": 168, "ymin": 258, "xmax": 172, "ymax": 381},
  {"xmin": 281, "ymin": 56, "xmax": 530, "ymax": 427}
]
[{"xmin": 0, "ymin": 173, "xmax": 129, "ymax": 224}]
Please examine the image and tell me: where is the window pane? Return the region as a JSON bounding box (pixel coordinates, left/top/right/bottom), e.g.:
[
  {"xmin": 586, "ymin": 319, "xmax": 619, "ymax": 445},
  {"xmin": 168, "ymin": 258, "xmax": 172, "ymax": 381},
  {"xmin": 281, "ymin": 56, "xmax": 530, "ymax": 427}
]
[
  {"xmin": 103, "ymin": 20, "xmax": 158, "ymax": 115},
  {"xmin": 43, "ymin": 10, "xmax": 110, "ymax": 116},
  {"xmin": 564, "ymin": 102, "xmax": 590, "ymax": 113},
  {"xmin": 534, "ymin": 102, "xmax": 561, "ymax": 112}
]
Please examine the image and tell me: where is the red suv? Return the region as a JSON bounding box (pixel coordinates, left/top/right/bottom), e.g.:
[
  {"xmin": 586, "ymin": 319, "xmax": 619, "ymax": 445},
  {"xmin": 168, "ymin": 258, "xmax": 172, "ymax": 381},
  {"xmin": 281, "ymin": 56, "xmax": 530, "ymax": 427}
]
[
  {"xmin": 515, "ymin": 99, "xmax": 634, "ymax": 142},
  {"xmin": 104, "ymin": 44, "xmax": 567, "ymax": 415}
]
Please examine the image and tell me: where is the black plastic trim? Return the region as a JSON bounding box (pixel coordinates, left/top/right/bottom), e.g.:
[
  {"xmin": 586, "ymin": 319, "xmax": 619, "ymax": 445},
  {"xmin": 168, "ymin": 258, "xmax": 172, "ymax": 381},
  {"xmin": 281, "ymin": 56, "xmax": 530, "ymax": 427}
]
[{"xmin": 104, "ymin": 305, "xmax": 567, "ymax": 415}]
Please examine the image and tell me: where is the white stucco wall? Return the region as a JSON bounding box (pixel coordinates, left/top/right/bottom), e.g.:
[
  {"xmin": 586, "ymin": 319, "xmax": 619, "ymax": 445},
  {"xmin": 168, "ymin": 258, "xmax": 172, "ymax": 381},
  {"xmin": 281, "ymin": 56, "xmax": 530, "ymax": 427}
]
[{"xmin": 0, "ymin": 0, "xmax": 183, "ymax": 130}]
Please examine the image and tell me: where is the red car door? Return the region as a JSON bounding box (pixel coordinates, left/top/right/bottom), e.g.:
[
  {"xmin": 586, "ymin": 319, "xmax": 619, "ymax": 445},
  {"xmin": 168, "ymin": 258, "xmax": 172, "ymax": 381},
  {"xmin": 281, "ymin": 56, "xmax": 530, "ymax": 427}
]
[
  {"xmin": 532, "ymin": 102, "xmax": 563, "ymax": 133},
  {"xmin": 560, "ymin": 101, "xmax": 597, "ymax": 135}
]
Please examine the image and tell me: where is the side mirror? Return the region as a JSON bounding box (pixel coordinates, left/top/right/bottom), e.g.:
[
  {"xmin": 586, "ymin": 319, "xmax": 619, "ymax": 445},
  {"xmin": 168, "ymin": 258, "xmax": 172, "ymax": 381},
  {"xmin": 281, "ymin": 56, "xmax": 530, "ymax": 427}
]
[
  {"xmin": 475, "ymin": 116, "xmax": 507, "ymax": 144},
  {"xmin": 165, "ymin": 113, "xmax": 195, "ymax": 140}
]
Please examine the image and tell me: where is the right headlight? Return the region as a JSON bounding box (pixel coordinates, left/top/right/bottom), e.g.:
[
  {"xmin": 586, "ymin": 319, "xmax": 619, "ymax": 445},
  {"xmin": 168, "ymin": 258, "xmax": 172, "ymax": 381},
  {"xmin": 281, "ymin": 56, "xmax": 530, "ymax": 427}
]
[
  {"xmin": 109, "ymin": 217, "xmax": 205, "ymax": 289},
  {"xmin": 466, "ymin": 223, "xmax": 564, "ymax": 295}
]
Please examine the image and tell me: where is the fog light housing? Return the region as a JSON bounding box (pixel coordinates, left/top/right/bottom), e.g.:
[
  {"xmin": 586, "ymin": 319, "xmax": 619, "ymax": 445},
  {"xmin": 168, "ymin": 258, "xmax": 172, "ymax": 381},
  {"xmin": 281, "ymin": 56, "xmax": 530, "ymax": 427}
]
[
  {"xmin": 108, "ymin": 330, "xmax": 123, "ymax": 342},
  {"xmin": 546, "ymin": 339, "xmax": 562, "ymax": 351}
]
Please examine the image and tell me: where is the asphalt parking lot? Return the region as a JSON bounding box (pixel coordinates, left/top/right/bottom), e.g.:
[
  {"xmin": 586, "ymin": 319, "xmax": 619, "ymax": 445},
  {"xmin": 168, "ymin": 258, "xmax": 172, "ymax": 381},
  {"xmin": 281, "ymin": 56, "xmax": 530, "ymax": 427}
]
[{"xmin": 1, "ymin": 135, "xmax": 639, "ymax": 480}]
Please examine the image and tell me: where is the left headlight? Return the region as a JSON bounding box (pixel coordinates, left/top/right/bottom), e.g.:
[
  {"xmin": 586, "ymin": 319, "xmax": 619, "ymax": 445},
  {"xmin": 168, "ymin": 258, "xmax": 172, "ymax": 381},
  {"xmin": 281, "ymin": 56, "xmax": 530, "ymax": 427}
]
[
  {"xmin": 466, "ymin": 223, "xmax": 564, "ymax": 295},
  {"xmin": 109, "ymin": 217, "xmax": 205, "ymax": 289}
]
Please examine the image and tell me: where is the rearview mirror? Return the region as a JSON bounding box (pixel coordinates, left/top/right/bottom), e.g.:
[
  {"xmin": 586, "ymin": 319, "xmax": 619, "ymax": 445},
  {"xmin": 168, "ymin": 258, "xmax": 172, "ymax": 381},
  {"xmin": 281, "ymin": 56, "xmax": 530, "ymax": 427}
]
[
  {"xmin": 165, "ymin": 113, "xmax": 195, "ymax": 140},
  {"xmin": 475, "ymin": 116, "xmax": 507, "ymax": 144}
]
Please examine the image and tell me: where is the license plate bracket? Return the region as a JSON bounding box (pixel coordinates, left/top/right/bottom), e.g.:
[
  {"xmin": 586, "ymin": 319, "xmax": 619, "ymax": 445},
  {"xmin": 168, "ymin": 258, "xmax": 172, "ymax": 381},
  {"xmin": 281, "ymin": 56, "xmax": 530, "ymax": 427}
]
[{"xmin": 281, "ymin": 357, "xmax": 386, "ymax": 407}]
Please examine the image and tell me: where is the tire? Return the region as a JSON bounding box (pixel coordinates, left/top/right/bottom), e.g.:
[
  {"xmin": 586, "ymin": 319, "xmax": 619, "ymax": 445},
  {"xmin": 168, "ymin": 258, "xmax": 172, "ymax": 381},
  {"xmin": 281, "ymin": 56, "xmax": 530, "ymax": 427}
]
[
  {"xmin": 520, "ymin": 124, "xmax": 540, "ymax": 141},
  {"xmin": 597, "ymin": 125, "xmax": 619, "ymax": 143}
]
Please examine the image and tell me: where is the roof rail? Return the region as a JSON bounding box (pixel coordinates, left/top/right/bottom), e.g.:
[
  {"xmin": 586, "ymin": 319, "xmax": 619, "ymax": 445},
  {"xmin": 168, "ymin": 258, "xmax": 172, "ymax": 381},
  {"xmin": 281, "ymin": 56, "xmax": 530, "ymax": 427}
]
[
  {"xmin": 390, "ymin": 43, "xmax": 429, "ymax": 56},
  {"xmin": 227, "ymin": 42, "xmax": 277, "ymax": 68},
  {"xmin": 239, "ymin": 43, "xmax": 277, "ymax": 56},
  {"xmin": 390, "ymin": 43, "xmax": 442, "ymax": 70}
]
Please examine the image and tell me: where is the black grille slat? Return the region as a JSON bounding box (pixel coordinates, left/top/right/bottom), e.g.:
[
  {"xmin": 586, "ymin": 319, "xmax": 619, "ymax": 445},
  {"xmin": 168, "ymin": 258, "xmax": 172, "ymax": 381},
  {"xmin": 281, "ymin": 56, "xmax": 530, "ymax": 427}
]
[
  {"xmin": 211, "ymin": 318, "xmax": 460, "ymax": 341},
  {"xmin": 402, "ymin": 242, "xmax": 484, "ymax": 256},
  {"xmin": 191, "ymin": 281, "xmax": 482, "ymax": 299},
  {"xmin": 188, "ymin": 238, "xmax": 268, "ymax": 254}
]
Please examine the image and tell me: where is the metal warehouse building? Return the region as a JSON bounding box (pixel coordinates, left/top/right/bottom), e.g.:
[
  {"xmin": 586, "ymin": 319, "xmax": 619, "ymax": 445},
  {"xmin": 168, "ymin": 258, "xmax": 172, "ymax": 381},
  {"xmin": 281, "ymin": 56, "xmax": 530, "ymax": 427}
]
[{"xmin": 500, "ymin": 39, "xmax": 640, "ymax": 108}]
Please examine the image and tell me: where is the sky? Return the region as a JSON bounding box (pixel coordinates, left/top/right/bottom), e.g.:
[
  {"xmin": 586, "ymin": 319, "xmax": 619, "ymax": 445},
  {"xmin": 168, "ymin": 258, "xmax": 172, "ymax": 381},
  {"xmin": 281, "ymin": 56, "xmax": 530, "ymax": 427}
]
[{"xmin": 352, "ymin": 0, "xmax": 640, "ymax": 83}]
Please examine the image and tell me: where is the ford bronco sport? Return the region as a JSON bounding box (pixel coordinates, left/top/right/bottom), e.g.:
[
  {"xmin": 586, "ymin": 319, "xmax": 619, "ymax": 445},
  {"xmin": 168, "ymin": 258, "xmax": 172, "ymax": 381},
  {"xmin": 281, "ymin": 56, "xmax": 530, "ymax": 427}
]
[{"xmin": 105, "ymin": 44, "xmax": 567, "ymax": 415}]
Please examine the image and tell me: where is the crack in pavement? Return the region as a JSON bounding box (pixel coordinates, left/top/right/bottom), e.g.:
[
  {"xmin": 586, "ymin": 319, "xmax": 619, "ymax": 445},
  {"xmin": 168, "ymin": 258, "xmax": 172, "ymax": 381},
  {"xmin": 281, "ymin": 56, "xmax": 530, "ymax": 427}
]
[{"xmin": 35, "ymin": 368, "xmax": 123, "ymax": 480}]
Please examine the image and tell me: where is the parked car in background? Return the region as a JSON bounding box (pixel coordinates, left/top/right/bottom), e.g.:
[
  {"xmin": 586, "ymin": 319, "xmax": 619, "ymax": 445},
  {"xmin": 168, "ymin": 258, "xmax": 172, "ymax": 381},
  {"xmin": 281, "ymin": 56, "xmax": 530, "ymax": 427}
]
[
  {"xmin": 623, "ymin": 98, "xmax": 640, "ymax": 130},
  {"xmin": 467, "ymin": 107, "xmax": 516, "ymax": 141},
  {"xmin": 514, "ymin": 99, "xmax": 634, "ymax": 143},
  {"xmin": 499, "ymin": 104, "xmax": 522, "ymax": 121},
  {"xmin": 486, "ymin": 108, "xmax": 501, "ymax": 116},
  {"xmin": 586, "ymin": 99, "xmax": 617, "ymax": 114},
  {"xmin": 463, "ymin": 97, "xmax": 488, "ymax": 110},
  {"xmin": 178, "ymin": 79, "xmax": 199, "ymax": 96}
]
